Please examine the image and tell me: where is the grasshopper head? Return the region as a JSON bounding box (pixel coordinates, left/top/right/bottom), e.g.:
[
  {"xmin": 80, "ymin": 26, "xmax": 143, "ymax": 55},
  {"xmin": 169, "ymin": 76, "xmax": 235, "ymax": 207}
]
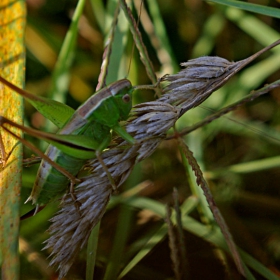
[{"xmin": 112, "ymin": 79, "xmax": 133, "ymax": 121}]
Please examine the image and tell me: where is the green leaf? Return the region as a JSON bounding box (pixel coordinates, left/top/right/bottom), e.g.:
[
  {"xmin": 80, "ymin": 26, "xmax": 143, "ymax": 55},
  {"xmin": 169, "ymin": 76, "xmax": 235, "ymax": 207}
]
[{"xmin": 208, "ymin": 0, "xmax": 280, "ymax": 19}]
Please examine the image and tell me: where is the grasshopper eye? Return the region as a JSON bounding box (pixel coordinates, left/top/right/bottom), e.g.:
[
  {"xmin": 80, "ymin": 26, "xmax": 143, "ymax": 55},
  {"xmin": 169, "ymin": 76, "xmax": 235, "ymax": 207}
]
[{"xmin": 122, "ymin": 94, "xmax": 131, "ymax": 103}]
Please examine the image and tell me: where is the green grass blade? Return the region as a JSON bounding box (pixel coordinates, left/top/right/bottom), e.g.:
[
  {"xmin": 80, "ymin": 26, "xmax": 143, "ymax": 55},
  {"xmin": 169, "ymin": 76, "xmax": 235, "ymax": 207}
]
[
  {"xmin": 119, "ymin": 224, "xmax": 167, "ymax": 278},
  {"xmin": 124, "ymin": 197, "xmax": 166, "ymax": 217},
  {"xmin": 145, "ymin": 0, "xmax": 179, "ymax": 73},
  {"xmin": 192, "ymin": 13, "xmax": 226, "ymax": 57},
  {"xmin": 89, "ymin": 0, "xmax": 105, "ymax": 32},
  {"xmin": 86, "ymin": 222, "xmax": 100, "ymax": 280},
  {"xmin": 208, "ymin": 155, "xmax": 280, "ymax": 179},
  {"xmin": 0, "ymin": 1, "xmax": 26, "ymax": 279},
  {"xmin": 225, "ymin": 7, "xmax": 280, "ymax": 45},
  {"xmin": 208, "ymin": 0, "xmax": 280, "ymax": 19},
  {"xmin": 103, "ymin": 205, "xmax": 133, "ymax": 280},
  {"xmin": 120, "ymin": 0, "xmax": 158, "ymax": 85},
  {"xmin": 104, "ymin": 1, "xmax": 129, "ymax": 84},
  {"xmin": 48, "ymin": 0, "xmax": 87, "ymax": 103}
]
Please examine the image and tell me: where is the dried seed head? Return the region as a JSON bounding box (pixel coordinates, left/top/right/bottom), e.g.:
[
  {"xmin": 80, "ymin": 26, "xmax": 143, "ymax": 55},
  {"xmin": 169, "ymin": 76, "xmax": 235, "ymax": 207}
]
[
  {"xmin": 44, "ymin": 176, "xmax": 111, "ymax": 278},
  {"xmin": 159, "ymin": 56, "xmax": 235, "ymax": 113},
  {"xmin": 44, "ymin": 101, "xmax": 179, "ymax": 279}
]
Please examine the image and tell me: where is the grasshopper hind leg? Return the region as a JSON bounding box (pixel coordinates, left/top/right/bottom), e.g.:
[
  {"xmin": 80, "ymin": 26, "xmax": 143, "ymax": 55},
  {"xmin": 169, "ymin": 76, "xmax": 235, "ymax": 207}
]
[{"xmin": 23, "ymin": 156, "xmax": 41, "ymax": 167}]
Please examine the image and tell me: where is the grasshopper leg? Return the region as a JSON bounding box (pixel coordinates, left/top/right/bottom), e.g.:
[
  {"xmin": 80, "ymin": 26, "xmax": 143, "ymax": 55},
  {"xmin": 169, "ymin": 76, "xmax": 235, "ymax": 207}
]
[
  {"xmin": 68, "ymin": 180, "xmax": 82, "ymax": 211},
  {"xmin": 1, "ymin": 120, "xmax": 82, "ymax": 209},
  {"xmin": 23, "ymin": 156, "xmax": 42, "ymax": 167},
  {"xmin": 133, "ymin": 77, "xmax": 163, "ymax": 97},
  {"xmin": 96, "ymin": 151, "xmax": 117, "ymax": 191}
]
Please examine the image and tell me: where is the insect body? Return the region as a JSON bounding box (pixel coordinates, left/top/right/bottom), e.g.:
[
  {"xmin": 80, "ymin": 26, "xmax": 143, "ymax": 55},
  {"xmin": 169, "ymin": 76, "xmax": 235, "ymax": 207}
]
[
  {"xmin": 31, "ymin": 78, "xmax": 135, "ymax": 205},
  {"xmin": 0, "ymin": 78, "xmax": 135, "ymax": 206}
]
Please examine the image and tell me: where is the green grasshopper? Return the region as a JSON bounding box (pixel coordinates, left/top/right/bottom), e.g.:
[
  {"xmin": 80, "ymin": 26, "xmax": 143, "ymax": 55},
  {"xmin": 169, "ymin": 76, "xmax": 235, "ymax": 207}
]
[
  {"xmin": 0, "ymin": 0, "xmax": 157, "ymax": 211},
  {"xmin": 0, "ymin": 76, "xmax": 152, "ymax": 207}
]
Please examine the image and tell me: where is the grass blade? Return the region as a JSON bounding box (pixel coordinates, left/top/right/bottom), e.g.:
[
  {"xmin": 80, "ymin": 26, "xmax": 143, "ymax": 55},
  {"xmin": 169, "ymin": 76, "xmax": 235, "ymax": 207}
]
[
  {"xmin": 120, "ymin": 0, "xmax": 158, "ymax": 85},
  {"xmin": 142, "ymin": 0, "xmax": 178, "ymax": 73},
  {"xmin": 208, "ymin": 0, "xmax": 280, "ymax": 19},
  {"xmin": 86, "ymin": 222, "xmax": 100, "ymax": 280},
  {"xmin": 103, "ymin": 205, "xmax": 133, "ymax": 280},
  {"xmin": 119, "ymin": 224, "xmax": 167, "ymax": 278},
  {"xmin": 48, "ymin": 0, "xmax": 87, "ymax": 102}
]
